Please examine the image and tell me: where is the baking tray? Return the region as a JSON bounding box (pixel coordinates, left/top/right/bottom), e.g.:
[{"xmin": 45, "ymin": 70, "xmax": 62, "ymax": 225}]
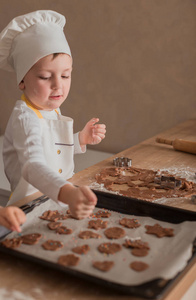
[
  {"xmin": 95, "ymin": 190, "xmax": 196, "ymax": 223},
  {"xmin": 0, "ymin": 191, "xmax": 196, "ymax": 300}
]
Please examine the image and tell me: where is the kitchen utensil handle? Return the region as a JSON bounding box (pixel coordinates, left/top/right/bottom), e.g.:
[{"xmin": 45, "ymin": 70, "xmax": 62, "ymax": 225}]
[{"xmin": 156, "ymin": 137, "xmax": 173, "ymax": 145}]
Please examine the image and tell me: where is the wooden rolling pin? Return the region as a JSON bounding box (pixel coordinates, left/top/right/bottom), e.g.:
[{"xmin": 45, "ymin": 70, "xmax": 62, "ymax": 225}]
[{"xmin": 156, "ymin": 137, "xmax": 196, "ymax": 155}]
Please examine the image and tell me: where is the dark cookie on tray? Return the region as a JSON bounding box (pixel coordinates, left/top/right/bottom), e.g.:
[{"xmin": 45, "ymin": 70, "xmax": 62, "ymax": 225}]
[
  {"xmin": 93, "ymin": 210, "xmax": 111, "ymax": 218},
  {"xmin": 58, "ymin": 254, "xmax": 80, "ymax": 267},
  {"xmin": 78, "ymin": 230, "xmax": 101, "ymax": 239},
  {"xmin": 21, "ymin": 233, "xmax": 42, "ymax": 245},
  {"xmin": 72, "ymin": 244, "xmax": 90, "ymax": 255},
  {"xmin": 47, "ymin": 221, "xmax": 62, "ymax": 230},
  {"xmin": 130, "ymin": 261, "xmax": 149, "ymax": 272},
  {"xmin": 123, "ymin": 238, "xmax": 150, "ymax": 249},
  {"xmin": 88, "ymin": 219, "xmax": 108, "ymax": 230},
  {"xmin": 42, "ymin": 240, "xmax": 63, "ymax": 251},
  {"xmin": 1, "ymin": 237, "xmax": 22, "ymax": 249},
  {"xmin": 40, "ymin": 210, "xmax": 69, "ymax": 221},
  {"xmin": 145, "ymin": 223, "xmax": 174, "ymax": 238},
  {"xmin": 39, "ymin": 210, "xmax": 62, "ymax": 221},
  {"xmin": 119, "ymin": 218, "xmax": 141, "ymax": 228},
  {"xmin": 131, "ymin": 248, "xmax": 149, "ymax": 257},
  {"xmin": 56, "ymin": 226, "xmax": 72, "ymax": 235},
  {"xmin": 59, "ymin": 212, "xmax": 70, "ymax": 220},
  {"xmin": 98, "ymin": 242, "xmax": 122, "ymax": 254},
  {"xmin": 92, "ymin": 261, "xmax": 114, "ymax": 272},
  {"xmin": 104, "ymin": 227, "xmax": 126, "ymax": 239}
]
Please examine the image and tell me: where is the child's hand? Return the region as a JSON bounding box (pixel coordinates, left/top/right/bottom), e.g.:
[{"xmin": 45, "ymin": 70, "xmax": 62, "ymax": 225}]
[
  {"xmin": 58, "ymin": 184, "xmax": 97, "ymax": 219},
  {"xmin": 0, "ymin": 206, "xmax": 26, "ymax": 232},
  {"xmin": 79, "ymin": 118, "xmax": 106, "ymax": 146}
]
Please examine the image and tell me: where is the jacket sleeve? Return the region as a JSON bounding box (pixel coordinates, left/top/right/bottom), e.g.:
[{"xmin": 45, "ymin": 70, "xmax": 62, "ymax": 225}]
[
  {"xmin": 5, "ymin": 106, "xmax": 70, "ymax": 202},
  {"xmin": 73, "ymin": 132, "xmax": 86, "ymax": 154}
]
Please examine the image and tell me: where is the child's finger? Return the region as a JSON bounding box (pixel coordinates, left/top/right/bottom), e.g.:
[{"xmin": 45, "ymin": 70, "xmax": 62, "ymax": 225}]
[
  {"xmin": 89, "ymin": 118, "xmax": 99, "ymax": 126},
  {"xmin": 94, "ymin": 123, "xmax": 106, "ymax": 130},
  {"xmin": 0, "ymin": 215, "xmax": 20, "ymax": 232},
  {"xmin": 15, "ymin": 209, "xmax": 26, "ymax": 225},
  {"xmin": 85, "ymin": 118, "xmax": 99, "ymax": 130},
  {"xmin": 92, "ymin": 136, "xmax": 102, "ymax": 145},
  {"xmin": 5, "ymin": 209, "xmax": 24, "ymax": 232},
  {"xmin": 10, "ymin": 225, "xmax": 20, "ymax": 232},
  {"xmin": 93, "ymin": 129, "xmax": 106, "ymax": 137},
  {"xmin": 93, "ymin": 125, "xmax": 106, "ymax": 138},
  {"xmin": 93, "ymin": 132, "xmax": 105, "ymax": 140},
  {"xmin": 80, "ymin": 186, "xmax": 97, "ymax": 205},
  {"xmin": 6, "ymin": 214, "xmax": 21, "ymax": 232},
  {"xmin": 13, "ymin": 211, "xmax": 26, "ymax": 232},
  {"xmin": 93, "ymin": 126, "xmax": 106, "ymax": 134},
  {"xmin": 80, "ymin": 204, "xmax": 95, "ymax": 212},
  {"xmin": 75, "ymin": 208, "xmax": 94, "ymax": 219}
]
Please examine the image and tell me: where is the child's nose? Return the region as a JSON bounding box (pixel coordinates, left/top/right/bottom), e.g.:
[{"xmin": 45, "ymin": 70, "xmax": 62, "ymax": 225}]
[{"xmin": 52, "ymin": 77, "xmax": 61, "ymax": 90}]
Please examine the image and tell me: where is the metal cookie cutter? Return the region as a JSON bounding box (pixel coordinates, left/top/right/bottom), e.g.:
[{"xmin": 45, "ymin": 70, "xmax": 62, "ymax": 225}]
[
  {"xmin": 154, "ymin": 176, "xmax": 182, "ymax": 189},
  {"xmin": 113, "ymin": 157, "xmax": 132, "ymax": 167}
]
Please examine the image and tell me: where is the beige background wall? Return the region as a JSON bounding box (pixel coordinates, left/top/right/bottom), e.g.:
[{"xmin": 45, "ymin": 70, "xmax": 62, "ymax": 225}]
[{"xmin": 0, "ymin": 0, "xmax": 196, "ymax": 154}]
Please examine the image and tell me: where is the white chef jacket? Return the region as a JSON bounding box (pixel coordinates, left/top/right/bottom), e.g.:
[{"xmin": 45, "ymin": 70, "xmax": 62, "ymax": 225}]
[{"xmin": 3, "ymin": 97, "xmax": 85, "ymax": 204}]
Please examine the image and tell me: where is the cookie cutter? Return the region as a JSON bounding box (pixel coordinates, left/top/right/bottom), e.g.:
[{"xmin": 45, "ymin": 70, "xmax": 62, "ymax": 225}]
[
  {"xmin": 113, "ymin": 157, "xmax": 132, "ymax": 167},
  {"xmin": 154, "ymin": 176, "xmax": 182, "ymax": 189}
]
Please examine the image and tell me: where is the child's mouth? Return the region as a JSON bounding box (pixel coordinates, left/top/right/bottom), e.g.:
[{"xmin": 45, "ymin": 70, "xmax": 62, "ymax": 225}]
[{"xmin": 49, "ymin": 95, "xmax": 62, "ymax": 100}]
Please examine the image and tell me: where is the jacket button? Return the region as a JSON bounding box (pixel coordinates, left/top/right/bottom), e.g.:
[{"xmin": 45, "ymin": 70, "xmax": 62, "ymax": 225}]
[
  {"xmin": 59, "ymin": 169, "xmax": 62, "ymax": 173},
  {"xmin": 57, "ymin": 149, "xmax": 61, "ymax": 154}
]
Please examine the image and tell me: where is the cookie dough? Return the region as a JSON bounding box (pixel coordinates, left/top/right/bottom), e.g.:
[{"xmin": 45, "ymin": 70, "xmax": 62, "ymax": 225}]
[
  {"xmin": 40, "ymin": 210, "xmax": 69, "ymax": 221},
  {"xmin": 92, "ymin": 261, "xmax": 114, "ymax": 272},
  {"xmin": 123, "ymin": 238, "xmax": 150, "ymax": 250},
  {"xmin": 40, "ymin": 210, "xmax": 62, "ymax": 221},
  {"xmin": 119, "ymin": 218, "xmax": 141, "ymax": 228},
  {"xmin": 60, "ymin": 213, "xmax": 69, "ymax": 220},
  {"xmin": 130, "ymin": 261, "xmax": 149, "ymax": 272},
  {"xmin": 42, "ymin": 240, "xmax": 63, "ymax": 251},
  {"xmin": 93, "ymin": 210, "xmax": 111, "ymax": 218},
  {"xmin": 88, "ymin": 219, "xmax": 108, "ymax": 230},
  {"xmin": 47, "ymin": 222, "xmax": 62, "ymax": 230},
  {"xmin": 98, "ymin": 242, "xmax": 122, "ymax": 254},
  {"xmin": 78, "ymin": 231, "xmax": 101, "ymax": 239},
  {"xmin": 72, "ymin": 244, "xmax": 90, "ymax": 255},
  {"xmin": 131, "ymin": 248, "xmax": 149, "ymax": 257},
  {"xmin": 21, "ymin": 233, "xmax": 42, "ymax": 245},
  {"xmin": 145, "ymin": 223, "xmax": 174, "ymax": 238},
  {"xmin": 56, "ymin": 226, "xmax": 72, "ymax": 235},
  {"xmin": 95, "ymin": 166, "xmax": 196, "ymax": 201},
  {"xmin": 58, "ymin": 254, "xmax": 80, "ymax": 267},
  {"xmin": 1, "ymin": 238, "xmax": 22, "ymax": 249},
  {"xmin": 104, "ymin": 227, "xmax": 126, "ymax": 239}
]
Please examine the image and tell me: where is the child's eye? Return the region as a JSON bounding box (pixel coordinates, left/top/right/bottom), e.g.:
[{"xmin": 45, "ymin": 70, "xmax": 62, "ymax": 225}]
[
  {"xmin": 62, "ymin": 75, "xmax": 70, "ymax": 79},
  {"xmin": 39, "ymin": 76, "xmax": 50, "ymax": 80}
]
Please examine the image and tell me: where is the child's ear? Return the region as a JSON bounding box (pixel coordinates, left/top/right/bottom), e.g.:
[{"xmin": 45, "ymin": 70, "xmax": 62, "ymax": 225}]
[{"xmin": 19, "ymin": 80, "xmax": 25, "ymax": 90}]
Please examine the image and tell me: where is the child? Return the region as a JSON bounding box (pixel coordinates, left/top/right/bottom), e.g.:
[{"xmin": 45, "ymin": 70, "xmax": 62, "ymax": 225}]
[{"xmin": 0, "ymin": 10, "xmax": 106, "ymax": 223}]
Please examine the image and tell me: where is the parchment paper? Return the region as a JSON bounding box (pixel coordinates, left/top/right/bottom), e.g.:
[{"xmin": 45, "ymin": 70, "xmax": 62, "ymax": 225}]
[{"xmin": 1, "ymin": 199, "xmax": 196, "ymax": 286}]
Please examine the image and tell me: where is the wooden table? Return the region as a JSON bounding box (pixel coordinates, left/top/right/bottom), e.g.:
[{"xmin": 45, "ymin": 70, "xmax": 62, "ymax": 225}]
[{"xmin": 0, "ymin": 119, "xmax": 196, "ymax": 300}]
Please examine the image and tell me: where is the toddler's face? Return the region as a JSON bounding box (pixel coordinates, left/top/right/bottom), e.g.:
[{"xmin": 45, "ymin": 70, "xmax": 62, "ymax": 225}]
[{"xmin": 19, "ymin": 54, "xmax": 72, "ymax": 111}]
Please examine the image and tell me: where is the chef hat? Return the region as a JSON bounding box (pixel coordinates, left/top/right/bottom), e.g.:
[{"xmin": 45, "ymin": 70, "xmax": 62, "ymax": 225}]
[{"xmin": 0, "ymin": 10, "xmax": 71, "ymax": 84}]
